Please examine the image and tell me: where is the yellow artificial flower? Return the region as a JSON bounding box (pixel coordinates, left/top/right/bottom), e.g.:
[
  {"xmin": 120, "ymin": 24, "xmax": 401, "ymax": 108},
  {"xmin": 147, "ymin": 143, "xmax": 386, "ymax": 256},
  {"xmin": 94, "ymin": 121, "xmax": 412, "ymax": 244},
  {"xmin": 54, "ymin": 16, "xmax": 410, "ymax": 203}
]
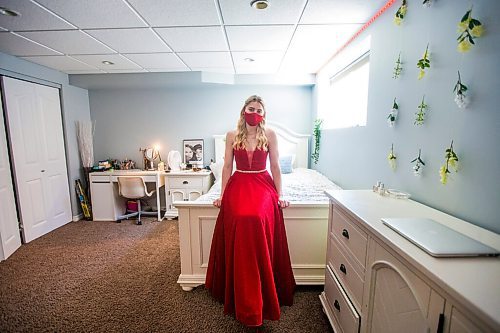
[
  {"xmin": 457, "ymin": 39, "xmax": 472, "ymax": 53},
  {"xmin": 457, "ymin": 20, "xmax": 469, "ymax": 33},
  {"xmin": 470, "ymin": 24, "xmax": 484, "ymax": 38},
  {"xmin": 394, "ymin": 17, "xmax": 402, "ymax": 26},
  {"xmin": 448, "ymin": 158, "xmax": 458, "ymax": 172},
  {"xmin": 418, "ymin": 69, "xmax": 425, "ymax": 80},
  {"xmin": 439, "ymin": 165, "xmax": 449, "ymax": 184}
]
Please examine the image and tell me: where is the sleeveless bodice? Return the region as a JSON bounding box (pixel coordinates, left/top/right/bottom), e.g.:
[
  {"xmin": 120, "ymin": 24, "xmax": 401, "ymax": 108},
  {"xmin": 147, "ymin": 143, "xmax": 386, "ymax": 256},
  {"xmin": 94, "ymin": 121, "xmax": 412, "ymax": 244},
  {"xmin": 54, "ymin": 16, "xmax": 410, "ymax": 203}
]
[{"xmin": 233, "ymin": 148, "xmax": 268, "ymax": 171}]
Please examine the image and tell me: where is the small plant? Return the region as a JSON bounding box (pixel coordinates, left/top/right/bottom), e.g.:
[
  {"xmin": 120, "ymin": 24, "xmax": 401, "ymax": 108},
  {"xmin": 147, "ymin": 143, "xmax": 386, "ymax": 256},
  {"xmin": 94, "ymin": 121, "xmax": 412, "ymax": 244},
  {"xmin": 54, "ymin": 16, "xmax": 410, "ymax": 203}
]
[
  {"xmin": 457, "ymin": 7, "xmax": 484, "ymax": 53},
  {"xmin": 394, "ymin": 0, "xmax": 408, "ymax": 26},
  {"xmin": 453, "ymin": 71, "xmax": 468, "ymax": 108},
  {"xmin": 414, "ymin": 95, "xmax": 428, "ymax": 126},
  {"xmin": 387, "ymin": 98, "xmax": 399, "ymax": 127},
  {"xmin": 410, "ymin": 149, "xmax": 425, "ymax": 176},
  {"xmin": 311, "ymin": 119, "xmax": 323, "ymax": 164},
  {"xmin": 439, "ymin": 140, "xmax": 459, "ymax": 184},
  {"xmin": 388, "ymin": 144, "xmax": 397, "ymax": 171},
  {"xmin": 393, "ymin": 52, "xmax": 403, "ymax": 79},
  {"xmin": 416, "ymin": 44, "xmax": 430, "ymax": 80}
]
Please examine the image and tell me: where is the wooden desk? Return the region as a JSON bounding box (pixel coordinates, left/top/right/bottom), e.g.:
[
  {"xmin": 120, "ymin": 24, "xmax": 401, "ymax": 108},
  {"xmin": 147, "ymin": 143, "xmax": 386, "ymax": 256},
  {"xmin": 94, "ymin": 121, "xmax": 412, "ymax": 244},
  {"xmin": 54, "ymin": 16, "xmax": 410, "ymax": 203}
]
[{"xmin": 89, "ymin": 170, "xmax": 166, "ymax": 221}]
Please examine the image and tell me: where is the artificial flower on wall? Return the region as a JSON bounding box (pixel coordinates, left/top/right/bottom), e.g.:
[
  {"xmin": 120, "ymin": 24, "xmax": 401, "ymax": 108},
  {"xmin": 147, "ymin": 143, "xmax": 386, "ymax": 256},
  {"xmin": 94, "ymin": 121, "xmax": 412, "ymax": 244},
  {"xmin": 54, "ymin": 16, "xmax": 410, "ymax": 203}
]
[
  {"xmin": 417, "ymin": 44, "xmax": 430, "ymax": 80},
  {"xmin": 388, "ymin": 144, "xmax": 397, "ymax": 171},
  {"xmin": 394, "ymin": 0, "xmax": 408, "ymax": 26},
  {"xmin": 453, "ymin": 71, "xmax": 469, "ymax": 108},
  {"xmin": 422, "ymin": 0, "xmax": 432, "ymax": 8},
  {"xmin": 410, "ymin": 149, "xmax": 425, "ymax": 176},
  {"xmin": 393, "ymin": 52, "xmax": 403, "ymax": 79},
  {"xmin": 387, "ymin": 98, "xmax": 399, "ymax": 127},
  {"xmin": 414, "ymin": 95, "xmax": 428, "ymax": 125},
  {"xmin": 439, "ymin": 140, "xmax": 459, "ymax": 184},
  {"xmin": 311, "ymin": 119, "xmax": 323, "ymax": 165},
  {"xmin": 457, "ymin": 7, "xmax": 484, "ymax": 52}
]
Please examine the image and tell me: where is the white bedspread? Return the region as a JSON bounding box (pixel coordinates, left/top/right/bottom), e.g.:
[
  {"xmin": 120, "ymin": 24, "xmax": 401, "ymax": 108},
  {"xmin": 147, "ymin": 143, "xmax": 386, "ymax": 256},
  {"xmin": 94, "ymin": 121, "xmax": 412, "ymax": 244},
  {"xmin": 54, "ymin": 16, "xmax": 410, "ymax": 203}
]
[{"xmin": 197, "ymin": 168, "xmax": 342, "ymax": 203}]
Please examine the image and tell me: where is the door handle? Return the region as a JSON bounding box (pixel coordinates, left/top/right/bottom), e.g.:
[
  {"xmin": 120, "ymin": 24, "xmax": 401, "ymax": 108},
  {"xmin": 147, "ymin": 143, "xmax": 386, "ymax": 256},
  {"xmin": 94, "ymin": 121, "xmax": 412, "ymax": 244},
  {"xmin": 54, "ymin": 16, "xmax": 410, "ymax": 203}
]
[
  {"xmin": 342, "ymin": 229, "xmax": 349, "ymax": 239},
  {"xmin": 41, "ymin": 169, "xmax": 46, "ymax": 172},
  {"xmin": 340, "ymin": 264, "xmax": 347, "ymax": 275},
  {"xmin": 333, "ymin": 300, "xmax": 340, "ymax": 311},
  {"xmin": 182, "ymin": 180, "xmax": 189, "ymax": 184}
]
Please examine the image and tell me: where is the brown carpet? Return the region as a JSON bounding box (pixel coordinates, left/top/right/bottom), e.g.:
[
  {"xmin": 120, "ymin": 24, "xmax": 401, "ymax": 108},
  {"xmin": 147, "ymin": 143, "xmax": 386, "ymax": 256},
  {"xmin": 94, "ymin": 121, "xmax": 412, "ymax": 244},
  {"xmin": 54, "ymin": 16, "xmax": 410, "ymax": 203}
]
[{"xmin": 0, "ymin": 218, "xmax": 333, "ymax": 333}]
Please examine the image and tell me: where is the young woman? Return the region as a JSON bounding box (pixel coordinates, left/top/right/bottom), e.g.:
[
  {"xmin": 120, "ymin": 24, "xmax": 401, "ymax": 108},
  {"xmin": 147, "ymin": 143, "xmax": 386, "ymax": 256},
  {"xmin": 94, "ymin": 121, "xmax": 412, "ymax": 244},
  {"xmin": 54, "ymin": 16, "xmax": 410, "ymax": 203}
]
[{"xmin": 205, "ymin": 95, "xmax": 295, "ymax": 327}]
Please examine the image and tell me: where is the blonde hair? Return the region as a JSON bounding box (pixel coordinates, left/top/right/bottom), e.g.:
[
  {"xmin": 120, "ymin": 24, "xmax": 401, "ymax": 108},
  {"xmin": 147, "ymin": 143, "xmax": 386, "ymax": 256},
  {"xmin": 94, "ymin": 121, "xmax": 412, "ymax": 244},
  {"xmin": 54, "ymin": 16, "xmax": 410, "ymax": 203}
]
[{"xmin": 233, "ymin": 95, "xmax": 268, "ymax": 151}]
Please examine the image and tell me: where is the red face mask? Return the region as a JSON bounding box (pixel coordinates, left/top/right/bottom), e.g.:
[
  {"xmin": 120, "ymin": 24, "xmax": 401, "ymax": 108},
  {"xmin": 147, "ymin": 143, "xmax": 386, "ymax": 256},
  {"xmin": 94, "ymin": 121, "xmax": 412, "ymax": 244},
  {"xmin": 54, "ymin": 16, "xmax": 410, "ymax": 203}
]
[{"xmin": 244, "ymin": 112, "xmax": 264, "ymax": 126}]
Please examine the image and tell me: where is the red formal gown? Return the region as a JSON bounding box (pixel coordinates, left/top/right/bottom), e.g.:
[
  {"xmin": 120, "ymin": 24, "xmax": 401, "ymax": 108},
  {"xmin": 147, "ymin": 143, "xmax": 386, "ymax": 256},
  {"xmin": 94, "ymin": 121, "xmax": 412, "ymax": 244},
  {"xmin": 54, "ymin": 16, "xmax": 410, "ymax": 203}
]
[{"xmin": 205, "ymin": 148, "xmax": 296, "ymax": 326}]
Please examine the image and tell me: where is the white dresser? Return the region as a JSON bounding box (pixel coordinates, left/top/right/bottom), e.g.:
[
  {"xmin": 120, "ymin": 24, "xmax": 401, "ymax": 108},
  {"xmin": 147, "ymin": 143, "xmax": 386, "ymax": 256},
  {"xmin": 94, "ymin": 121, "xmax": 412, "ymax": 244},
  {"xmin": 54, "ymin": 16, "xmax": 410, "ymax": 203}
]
[
  {"xmin": 164, "ymin": 170, "xmax": 212, "ymax": 218},
  {"xmin": 320, "ymin": 190, "xmax": 500, "ymax": 333}
]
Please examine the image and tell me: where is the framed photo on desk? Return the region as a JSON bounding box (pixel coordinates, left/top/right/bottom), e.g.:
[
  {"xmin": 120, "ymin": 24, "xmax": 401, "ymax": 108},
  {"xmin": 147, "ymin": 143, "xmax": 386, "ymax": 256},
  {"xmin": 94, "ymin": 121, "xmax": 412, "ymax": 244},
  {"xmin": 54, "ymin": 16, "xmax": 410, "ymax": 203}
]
[{"xmin": 183, "ymin": 139, "xmax": 204, "ymax": 166}]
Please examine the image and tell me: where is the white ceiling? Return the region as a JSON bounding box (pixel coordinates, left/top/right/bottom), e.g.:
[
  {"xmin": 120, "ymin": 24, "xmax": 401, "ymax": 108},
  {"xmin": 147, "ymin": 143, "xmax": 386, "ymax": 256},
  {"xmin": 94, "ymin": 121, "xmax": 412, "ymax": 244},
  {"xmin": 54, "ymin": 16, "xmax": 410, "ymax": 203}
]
[{"xmin": 0, "ymin": 0, "xmax": 388, "ymax": 75}]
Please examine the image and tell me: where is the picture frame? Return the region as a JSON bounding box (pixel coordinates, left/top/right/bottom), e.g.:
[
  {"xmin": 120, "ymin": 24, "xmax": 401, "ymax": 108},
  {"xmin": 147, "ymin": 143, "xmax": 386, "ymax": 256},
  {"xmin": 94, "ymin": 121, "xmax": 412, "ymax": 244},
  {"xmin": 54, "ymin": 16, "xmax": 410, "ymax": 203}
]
[{"xmin": 183, "ymin": 139, "xmax": 204, "ymax": 166}]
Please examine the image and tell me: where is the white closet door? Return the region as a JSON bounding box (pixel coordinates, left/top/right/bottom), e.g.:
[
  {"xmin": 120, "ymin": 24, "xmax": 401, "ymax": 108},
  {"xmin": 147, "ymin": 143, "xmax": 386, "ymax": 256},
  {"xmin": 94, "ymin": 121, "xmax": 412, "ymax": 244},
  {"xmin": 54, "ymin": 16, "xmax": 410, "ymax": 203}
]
[
  {"xmin": 0, "ymin": 92, "xmax": 21, "ymax": 260},
  {"xmin": 2, "ymin": 76, "xmax": 72, "ymax": 243}
]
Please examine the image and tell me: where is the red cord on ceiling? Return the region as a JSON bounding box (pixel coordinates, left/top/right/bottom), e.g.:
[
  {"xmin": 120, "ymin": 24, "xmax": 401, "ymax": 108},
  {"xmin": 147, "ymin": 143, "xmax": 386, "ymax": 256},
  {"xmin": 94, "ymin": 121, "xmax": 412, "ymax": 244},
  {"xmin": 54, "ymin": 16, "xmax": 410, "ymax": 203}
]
[{"xmin": 317, "ymin": 0, "xmax": 397, "ymax": 73}]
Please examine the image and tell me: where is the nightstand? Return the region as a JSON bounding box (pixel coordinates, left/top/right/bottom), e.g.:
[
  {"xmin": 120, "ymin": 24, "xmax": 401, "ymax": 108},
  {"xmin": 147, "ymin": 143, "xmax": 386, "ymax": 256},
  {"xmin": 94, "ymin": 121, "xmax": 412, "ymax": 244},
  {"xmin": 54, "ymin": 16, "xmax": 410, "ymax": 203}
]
[{"xmin": 164, "ymin": 170, "xmax": 212, "ymax": 218}]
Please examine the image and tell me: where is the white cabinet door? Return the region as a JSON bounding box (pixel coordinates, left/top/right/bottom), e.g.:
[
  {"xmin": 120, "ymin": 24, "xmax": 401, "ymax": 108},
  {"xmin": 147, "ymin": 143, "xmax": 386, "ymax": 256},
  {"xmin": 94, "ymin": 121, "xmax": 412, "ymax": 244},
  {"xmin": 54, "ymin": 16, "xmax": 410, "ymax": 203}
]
[
  {"xmin": 2, "ymin": 77, "xmax": 71, "ymax": 243},
  {"xmin": 89, "ymin": 179, "xmax": 115, "ymax": 221},
  {"xmin": 0, "ymin": 93, "xmax": 21, "ymax": 260},
  {"xmin": 365, "ymin": 241, "xmax": 445, "ymax": 333}
]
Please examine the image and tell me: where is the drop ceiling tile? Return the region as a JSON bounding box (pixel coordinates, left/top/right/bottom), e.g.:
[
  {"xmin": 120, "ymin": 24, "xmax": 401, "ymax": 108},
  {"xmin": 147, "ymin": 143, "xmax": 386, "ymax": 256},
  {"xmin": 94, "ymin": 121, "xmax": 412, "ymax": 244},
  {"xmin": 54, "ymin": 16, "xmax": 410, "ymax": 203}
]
[
  {"xmin": 36, "ymin": 0, "xmax": 147, "ymax": 29},
  {"xmin": 71, "ymin": 54, "xmax": 142, "ymax": 70},
  {"xmin": 86, "ymin": 28, "xmax": 171, "ymax": 53},
  {"xmin": 0, "ymin": 32, "xmax": 61, "ymax": 56},
  {"xmin": 147, "ymin": 68, "xmax": 190, "ymax": 73},
  {"xmin": 177, "ymin": 52, "xmax": 232, "ymax": 69},
  {"xmin": 66, "ymin": 69, "xmax": 104, "ymax": 74},
  {"xmin": 18, "ymin": 30, "xmax": 115, "ymax": 54},
  {"xmin": 191, "ymin": 67, "xmax": 235, "ymax": 74},
  {"xmin": 219, "ymin": 0, "xmax": 307, "ymax": 25},
  {"xmin": 104, "ymin": 69, "xmax": 148, "ymax": 73},
  {"xmin": 301, "ymin": 0, "xmax": 388, "ymax": 24},
  {"xmin": 123, "ymin": 53, "xmax": 188, "ymax": 70},
  {"xmin": 232, "ymin": 51, "xmax": 283, "ymax": 74},
  {"xmin": 127, "ymin": 0, "xmax": 220, "ymax": 27},
  {"xmin": 0, "ymin": 0, "xmax": 74, "ymax": 31},
  {"xmin": 155, "ymin": 26, "xmax": 228, "ymax": 52},
  {"xmin": 21, "ymin": 55, "xmax": 98, "ymax": 71},
  {"xmin": 288, "ymin": 24, "xmax": 361, "ymax": 59},
  {"xmin": 226, "ymin": 25, "xmax": 294, "ymax": 51}
]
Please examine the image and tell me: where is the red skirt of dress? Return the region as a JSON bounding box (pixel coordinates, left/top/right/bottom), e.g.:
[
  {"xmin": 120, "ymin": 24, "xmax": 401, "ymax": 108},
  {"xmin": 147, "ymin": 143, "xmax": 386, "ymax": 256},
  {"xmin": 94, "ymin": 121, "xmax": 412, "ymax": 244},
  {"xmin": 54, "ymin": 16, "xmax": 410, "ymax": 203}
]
[{"xmin": 205, "ymin": 171, "xmax": 296, "ymax": 326}]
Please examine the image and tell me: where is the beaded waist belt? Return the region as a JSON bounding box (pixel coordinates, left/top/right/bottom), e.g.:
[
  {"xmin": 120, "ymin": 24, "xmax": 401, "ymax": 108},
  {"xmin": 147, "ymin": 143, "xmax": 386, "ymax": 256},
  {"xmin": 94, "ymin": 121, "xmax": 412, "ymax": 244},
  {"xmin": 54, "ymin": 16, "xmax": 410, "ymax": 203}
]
[{"xmin": 235, "ymin": 169, "xmax": 267, "ymax": 174}]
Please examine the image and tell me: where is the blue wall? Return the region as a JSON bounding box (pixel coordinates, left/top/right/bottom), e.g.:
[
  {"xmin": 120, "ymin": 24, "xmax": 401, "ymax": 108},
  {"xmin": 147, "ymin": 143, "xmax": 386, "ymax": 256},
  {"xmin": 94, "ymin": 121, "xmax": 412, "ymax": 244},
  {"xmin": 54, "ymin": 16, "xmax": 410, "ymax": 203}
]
[
  {"xmin": 84, "ymin": 81, "xmax": 313, "ymax": 166},
  {"xmin": 313, "ymin": 0, "xmax": 500, "ymax": 233}
]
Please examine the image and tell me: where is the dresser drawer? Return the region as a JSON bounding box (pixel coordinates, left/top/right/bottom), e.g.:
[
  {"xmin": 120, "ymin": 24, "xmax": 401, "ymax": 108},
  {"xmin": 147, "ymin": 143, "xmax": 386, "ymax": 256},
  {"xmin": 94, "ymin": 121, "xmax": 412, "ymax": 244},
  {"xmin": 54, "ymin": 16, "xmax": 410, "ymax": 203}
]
[
  {"xmin": 324, "ymin": 265, "xmax": 360, "ymax": 333},
  {"xmin": 331, "ymin": 205, "xmax": 368, "ymax": 268},
  {"xmin": 168, "ymin": 177, "xmax": 203, "ymax": 189},
  {"xmin": 327, "ymin": 234, "xmax": 364, "ymax": 310}
]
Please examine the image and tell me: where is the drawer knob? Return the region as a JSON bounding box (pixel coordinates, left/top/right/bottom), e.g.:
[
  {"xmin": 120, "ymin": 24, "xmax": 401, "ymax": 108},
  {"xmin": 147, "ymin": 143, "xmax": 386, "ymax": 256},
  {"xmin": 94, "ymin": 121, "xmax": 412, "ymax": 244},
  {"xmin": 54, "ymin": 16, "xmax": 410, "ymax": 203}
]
[
  {"xmin": 342, "ymin": 229, "xmax": 349, "ymax": 239},
  {"xmin": 183, "ymin": 180, "xmax": 189, "ymax": 184},
  {"xmin": 333, "ymin": 300, "xmax": 341, "ymax": 311},
  {"xmin": 340, "ymin": 264, "xmax": 347, "ymax": 274}
]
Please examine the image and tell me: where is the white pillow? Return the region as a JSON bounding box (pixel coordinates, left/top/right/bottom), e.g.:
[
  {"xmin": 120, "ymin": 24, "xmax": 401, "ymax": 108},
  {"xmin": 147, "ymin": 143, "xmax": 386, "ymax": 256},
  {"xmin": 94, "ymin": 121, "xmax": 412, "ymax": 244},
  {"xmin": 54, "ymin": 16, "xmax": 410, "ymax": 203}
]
[{"xmin": 209, "ymin": 161, "xmax": 223, "ymax": 181}]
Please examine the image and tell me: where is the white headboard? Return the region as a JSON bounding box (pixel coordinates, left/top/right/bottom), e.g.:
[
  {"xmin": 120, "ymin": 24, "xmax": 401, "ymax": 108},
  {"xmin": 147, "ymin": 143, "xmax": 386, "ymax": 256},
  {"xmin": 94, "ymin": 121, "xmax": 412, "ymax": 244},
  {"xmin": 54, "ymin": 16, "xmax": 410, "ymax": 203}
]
[{"xmin": 213, "ymin": 121, "xmax": 311, "ymax": 169}]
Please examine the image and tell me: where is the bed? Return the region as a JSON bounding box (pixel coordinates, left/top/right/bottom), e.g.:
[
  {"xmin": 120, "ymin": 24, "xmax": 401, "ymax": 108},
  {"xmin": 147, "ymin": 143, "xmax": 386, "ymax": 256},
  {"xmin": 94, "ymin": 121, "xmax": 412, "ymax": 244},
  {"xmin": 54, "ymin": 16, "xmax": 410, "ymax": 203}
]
[{"xmin": 174, "ymin": 122, "xmax": 342, "ymax": 291}]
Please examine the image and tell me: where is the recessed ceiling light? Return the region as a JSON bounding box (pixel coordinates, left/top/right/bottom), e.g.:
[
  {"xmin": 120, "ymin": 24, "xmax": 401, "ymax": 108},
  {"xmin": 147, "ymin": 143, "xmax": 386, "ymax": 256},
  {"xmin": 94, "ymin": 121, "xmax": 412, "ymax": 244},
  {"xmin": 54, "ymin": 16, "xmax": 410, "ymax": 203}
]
[
  {"xmin": 244, "ymin": 58, "xmax": 255, "ymax": 63},
  {"xmin": 250, "ymin": 0, "xmax": 269, "ymax": 10},
  {"xmin": 102, "ymin": 60, "xmax": 114, "ymax": 65},
  {"xmin": 0, "ymin": 6, "xmax": 21, "ymax": 17}
]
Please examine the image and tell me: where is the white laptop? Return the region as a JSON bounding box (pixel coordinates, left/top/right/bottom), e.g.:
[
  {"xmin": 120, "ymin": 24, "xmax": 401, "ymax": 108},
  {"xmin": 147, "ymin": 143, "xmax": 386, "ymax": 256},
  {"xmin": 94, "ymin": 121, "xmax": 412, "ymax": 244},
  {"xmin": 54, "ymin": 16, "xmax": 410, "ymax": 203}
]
[{"xmin": 381, "ymin": 218, "xmax": 500, "ymax": 258}]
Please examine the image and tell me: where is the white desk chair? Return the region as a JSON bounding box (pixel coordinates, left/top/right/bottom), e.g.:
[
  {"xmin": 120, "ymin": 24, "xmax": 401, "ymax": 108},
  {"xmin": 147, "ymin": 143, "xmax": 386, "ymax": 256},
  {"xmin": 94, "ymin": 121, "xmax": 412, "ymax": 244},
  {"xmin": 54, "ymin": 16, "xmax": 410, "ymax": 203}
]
[{"xmin": 117, "ymin": 177, "xmax": 155, "ymax": 225}]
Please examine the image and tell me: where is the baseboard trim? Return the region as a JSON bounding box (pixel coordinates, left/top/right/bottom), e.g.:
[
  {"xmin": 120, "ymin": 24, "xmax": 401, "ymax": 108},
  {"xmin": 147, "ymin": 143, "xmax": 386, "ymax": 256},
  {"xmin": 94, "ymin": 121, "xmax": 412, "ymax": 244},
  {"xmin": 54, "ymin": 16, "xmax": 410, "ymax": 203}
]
[{"xmin": 72, "ymin": 213, "xmax": 83, "ymax": 222}]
